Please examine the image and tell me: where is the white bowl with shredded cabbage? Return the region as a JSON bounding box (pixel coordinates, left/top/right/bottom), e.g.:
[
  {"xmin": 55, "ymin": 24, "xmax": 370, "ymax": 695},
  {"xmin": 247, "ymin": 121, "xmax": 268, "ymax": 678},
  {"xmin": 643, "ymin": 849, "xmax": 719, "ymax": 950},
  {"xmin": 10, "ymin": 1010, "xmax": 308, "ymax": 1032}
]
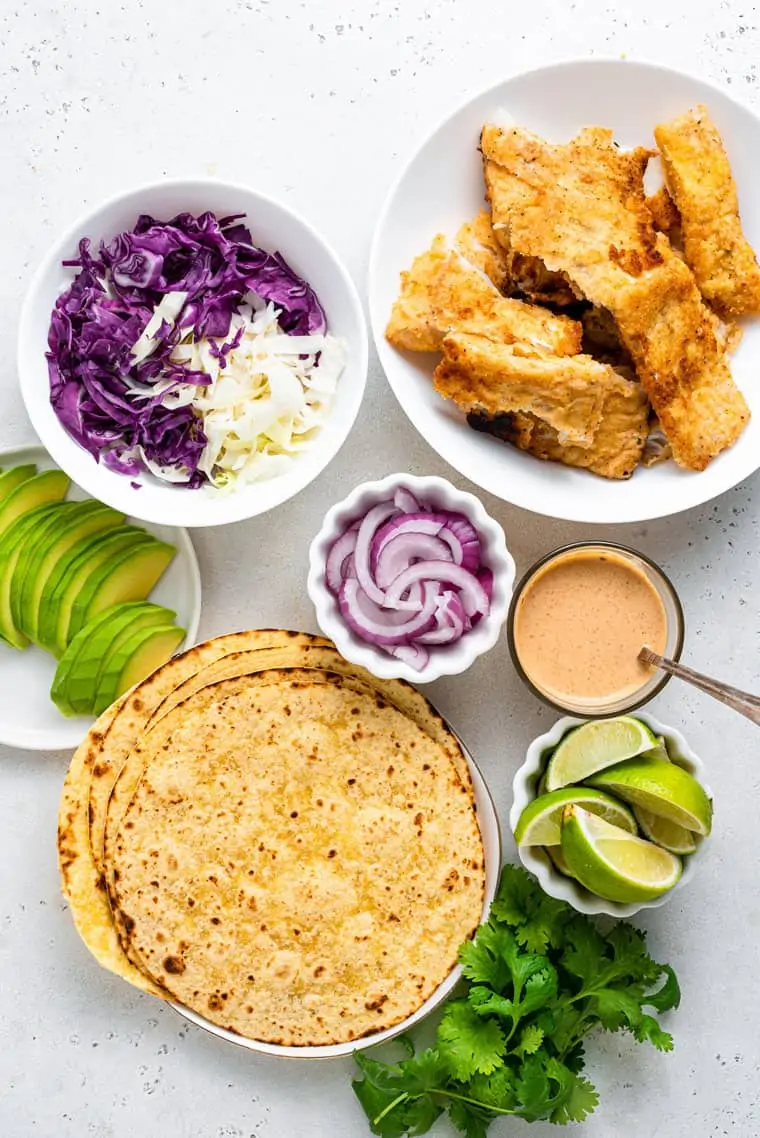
[{"xmin": 19, "ymin": 179, "xmax": 368, "ymax": 527}]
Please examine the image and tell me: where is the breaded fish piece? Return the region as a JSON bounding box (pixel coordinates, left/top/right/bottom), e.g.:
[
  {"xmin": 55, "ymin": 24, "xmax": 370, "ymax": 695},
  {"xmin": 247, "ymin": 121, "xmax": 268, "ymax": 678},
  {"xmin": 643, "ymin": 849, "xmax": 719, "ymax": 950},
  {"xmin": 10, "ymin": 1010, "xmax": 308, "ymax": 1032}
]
[
  {"xmin": 481, "ymin": 122, "xmax": 749, "ymax": 470},
  {"xmin": 454, "ymin": 210, "xmax": 511, "ymax": 290},
  {"xmin": 434, "ymin": 332, "xmax": 619, "ymax": 446},
  {"xmin": 386, "ymin": 235, "xmax": 582, "ymax": 356},
  {"xmin": 468, "ymin": 365, "xmax": 650, "ymax": 481},
  {"xmin": 654, "ymin": 105, "xmax": 760, "ymax": 316},
  {"xmin": 646, "ymin": 185, "xmax": 682, "ymax": 239}
]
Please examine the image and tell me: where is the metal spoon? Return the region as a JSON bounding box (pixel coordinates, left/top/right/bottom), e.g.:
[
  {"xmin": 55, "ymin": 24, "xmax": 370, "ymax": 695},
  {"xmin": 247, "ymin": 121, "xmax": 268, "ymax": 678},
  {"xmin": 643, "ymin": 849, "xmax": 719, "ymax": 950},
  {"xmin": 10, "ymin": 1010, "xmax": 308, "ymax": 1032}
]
[{"xmin": 639, "ymin": 646, "xmax": 760, "ymax": 727}]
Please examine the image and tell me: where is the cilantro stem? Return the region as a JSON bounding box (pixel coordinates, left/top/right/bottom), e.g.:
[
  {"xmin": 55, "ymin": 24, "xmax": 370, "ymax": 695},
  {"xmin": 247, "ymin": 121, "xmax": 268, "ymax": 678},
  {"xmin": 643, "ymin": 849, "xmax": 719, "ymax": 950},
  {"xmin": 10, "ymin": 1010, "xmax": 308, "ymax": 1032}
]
[
  {"xmin": 432, "ymin": 1090, "xmax": 519, "ymax": 1117},
  {"xmin": 372, "ymin": 1092, "xmax": 410, "ymax": 1127}
]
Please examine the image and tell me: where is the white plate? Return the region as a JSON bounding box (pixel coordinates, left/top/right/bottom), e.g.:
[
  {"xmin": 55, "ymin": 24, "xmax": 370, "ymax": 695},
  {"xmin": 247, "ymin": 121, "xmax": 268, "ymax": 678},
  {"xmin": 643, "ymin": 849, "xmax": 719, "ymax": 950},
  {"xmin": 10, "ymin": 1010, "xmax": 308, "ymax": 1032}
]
[
  {"xmin": 171, "ymin": 726, "xmax": 501, "ymax": 1059},
  {"xmin": 0, "ymin": 443, "xmax": 201, "ymax": 751},
  {"xmin": 18, "ymin": 179, "xmax": 368, "ymax": 528},
  {"xmin": 369, "ymin": 59, "xmax": 760, "ymax": 524}
]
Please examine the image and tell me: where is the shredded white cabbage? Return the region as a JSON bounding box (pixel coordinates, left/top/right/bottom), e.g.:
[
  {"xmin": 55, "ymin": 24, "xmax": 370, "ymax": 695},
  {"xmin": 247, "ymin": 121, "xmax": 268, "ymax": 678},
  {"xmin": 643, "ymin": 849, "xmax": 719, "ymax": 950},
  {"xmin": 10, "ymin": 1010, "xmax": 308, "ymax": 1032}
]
[{"xmin": 138, "ymin": 298, "xmax": 347, "ymax": 489}]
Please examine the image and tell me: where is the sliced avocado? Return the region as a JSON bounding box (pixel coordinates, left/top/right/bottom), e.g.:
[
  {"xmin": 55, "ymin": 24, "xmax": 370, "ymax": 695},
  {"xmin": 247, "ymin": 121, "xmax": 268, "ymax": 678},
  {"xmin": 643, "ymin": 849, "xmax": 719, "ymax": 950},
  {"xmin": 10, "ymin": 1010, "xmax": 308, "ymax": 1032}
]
[
  {"xmin": 14, "ymin": 501, "xmax": 125, "ymax": 639},
  {"xmin": 0, "ymin": 469, "xmax": 70, "ymax": 536},
  {"xmin": 0, "ymin": 504, "xmax": 67, "ymax": 648},
  {"xmin": 51, "ymin": 602, "xmax": 176, "ymax": 714},
  {"xmin": 37, "ymin": 527, "xmax": 154, "ymax": 655},
  {"xmin": 92, "ymin": 623, "xmax": 185, "ymax": 715},
  {"xmin": 0, "ymin": 464, "xmax": 37, "ymax": 503},
  {"xmin": 62, "ymin": 540, "xmax": 176, "ymax": 652}
]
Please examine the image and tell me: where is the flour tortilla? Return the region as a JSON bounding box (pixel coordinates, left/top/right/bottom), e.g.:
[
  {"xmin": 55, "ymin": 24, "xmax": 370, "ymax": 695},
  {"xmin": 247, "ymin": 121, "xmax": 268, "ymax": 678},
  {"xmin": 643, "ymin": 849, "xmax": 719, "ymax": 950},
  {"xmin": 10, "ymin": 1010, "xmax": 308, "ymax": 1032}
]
[
  {"xmin": 57, "ymin": 698, "xmax": 164, "ymax": 996},
  {"xmin": 108, "ymin": 675, "xmax": 485, "ymax": 1046}
]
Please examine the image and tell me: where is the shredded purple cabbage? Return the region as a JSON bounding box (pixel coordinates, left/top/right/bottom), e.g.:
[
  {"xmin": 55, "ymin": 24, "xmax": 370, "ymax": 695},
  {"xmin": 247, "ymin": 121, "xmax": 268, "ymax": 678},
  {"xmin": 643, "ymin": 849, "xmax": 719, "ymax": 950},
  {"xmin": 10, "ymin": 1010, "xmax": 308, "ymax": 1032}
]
[{"xmin": 47, "ymin": 210, "xmax": 327, "ymax": 485}]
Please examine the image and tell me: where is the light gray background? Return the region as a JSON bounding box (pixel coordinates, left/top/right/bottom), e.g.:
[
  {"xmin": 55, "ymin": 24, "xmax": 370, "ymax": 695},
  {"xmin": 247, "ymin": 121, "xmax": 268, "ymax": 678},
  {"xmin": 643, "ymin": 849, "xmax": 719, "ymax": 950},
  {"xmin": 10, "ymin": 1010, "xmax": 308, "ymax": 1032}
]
[{"xmin": 2, "ymin": 1, "xmax": 759, "ymax": 1135}]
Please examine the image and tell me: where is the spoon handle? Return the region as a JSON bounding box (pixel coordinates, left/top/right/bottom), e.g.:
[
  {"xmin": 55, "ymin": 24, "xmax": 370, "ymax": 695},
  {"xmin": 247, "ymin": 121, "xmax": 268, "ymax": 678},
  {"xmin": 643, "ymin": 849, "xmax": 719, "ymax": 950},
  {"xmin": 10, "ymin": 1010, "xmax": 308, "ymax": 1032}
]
[{"xmin": 640, "ymin": 647, "xmax": 760, "ymax": 727}]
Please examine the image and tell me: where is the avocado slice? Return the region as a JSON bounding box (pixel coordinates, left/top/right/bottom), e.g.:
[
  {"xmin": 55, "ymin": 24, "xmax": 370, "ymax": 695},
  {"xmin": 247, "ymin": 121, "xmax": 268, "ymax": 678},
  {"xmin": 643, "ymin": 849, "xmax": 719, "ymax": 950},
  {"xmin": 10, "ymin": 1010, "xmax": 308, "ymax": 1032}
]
[
  {"xmin": 13, "ymin": 501, "xmax": 125, "ymax": 640},
  {"xmin": 51, "ymin": 601, "xmax": 176, "ymax": 714},
  {"xmin": 37, "ymin": 527, "xmax": 154, "ymax": 655},
  {"xmin": 0, "ymin": 464, "xmax": 37, "ymax": 503},
  {"xmin": 92, "ymin": 623, "xmax": 185, "ymax": 715},
  {"xmin": 0, "ymin": 504, "xmax": 70, "ymax": 648},
  {"xmin": 62, "ymin": 540, "xmax": 176, "ymax": 652},
  {"xmin": 0, "ymin": 469, "xmax": 70, "ymax": 535}
]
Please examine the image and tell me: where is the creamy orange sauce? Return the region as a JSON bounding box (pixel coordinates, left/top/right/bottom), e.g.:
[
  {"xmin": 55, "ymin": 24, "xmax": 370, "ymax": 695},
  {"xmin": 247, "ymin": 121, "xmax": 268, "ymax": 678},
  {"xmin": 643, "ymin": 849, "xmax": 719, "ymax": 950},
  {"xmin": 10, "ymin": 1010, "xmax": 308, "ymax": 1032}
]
[{"xmin": 513, "ymin": 550, "xmax": 667, "ymax": 705}]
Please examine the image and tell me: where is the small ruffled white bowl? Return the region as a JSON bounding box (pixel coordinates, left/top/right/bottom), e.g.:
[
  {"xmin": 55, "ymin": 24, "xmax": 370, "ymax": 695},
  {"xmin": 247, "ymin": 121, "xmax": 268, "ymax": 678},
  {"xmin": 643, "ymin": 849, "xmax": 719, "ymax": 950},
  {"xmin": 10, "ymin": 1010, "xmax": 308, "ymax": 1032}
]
[
  {"xmin": 307, "ymin": 472, "xmax": 515, "ymax": 683},
  {"xmin": 509, "ymin": 711, "xmax": 711, "ymax": 919}
]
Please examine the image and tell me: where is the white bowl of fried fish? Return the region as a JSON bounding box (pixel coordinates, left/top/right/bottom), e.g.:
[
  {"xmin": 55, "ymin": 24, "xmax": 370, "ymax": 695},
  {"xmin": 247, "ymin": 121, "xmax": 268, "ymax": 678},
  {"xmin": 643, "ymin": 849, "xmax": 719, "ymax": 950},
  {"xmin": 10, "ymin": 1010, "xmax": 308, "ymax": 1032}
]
[{"xmin": 370, "ymin": 59, "xmax": 760, "ymax": 523}]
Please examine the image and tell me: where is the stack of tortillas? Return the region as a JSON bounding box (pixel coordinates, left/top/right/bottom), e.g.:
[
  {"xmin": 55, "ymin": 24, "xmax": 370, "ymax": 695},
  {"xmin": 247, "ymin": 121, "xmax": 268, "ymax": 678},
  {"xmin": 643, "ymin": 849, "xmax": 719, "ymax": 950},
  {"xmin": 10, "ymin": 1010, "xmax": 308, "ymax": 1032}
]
[{"xmin": 58, "ymin": 630, "xmax": 486, "ymax": 1047}]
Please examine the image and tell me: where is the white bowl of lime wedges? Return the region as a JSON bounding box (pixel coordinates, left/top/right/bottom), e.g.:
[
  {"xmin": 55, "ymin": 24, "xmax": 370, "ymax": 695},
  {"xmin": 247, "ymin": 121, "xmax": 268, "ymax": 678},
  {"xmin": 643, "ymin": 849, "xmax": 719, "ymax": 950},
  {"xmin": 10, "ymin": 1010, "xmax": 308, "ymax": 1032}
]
[{"xmin": 510, "ymin": 712, "xmax": 712, "ymax": 918}]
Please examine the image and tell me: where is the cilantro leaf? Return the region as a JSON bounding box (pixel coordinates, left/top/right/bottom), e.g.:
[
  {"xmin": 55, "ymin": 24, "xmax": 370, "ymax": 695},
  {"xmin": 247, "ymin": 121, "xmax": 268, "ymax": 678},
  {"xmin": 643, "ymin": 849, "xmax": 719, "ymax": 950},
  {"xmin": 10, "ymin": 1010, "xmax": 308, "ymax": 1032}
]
[
  {"xmin": 469, "ymin": 962, "xmax": 557, "ymax": 1039},
  {"xmin": 645, "ymin": 964, "xmax": 681, "ymax": 1013},
  {"xmin": 446, "ymin": 1100, "xmax": 493, "ymax": 1138},
  {"xmin": 559, "ymin": 916, "xmax": 607, "ymax": 985},
  {"xmin": 459, "ymin": 922, "xmax": 518, "ymax": 991},
  {"xmin": 550, "ymin": 1073, "xmax": 600, "ymax": 1124},
  {"xmin": 465, "ymin": 1068, "xmax": 519, "ymax": 1110},
  {"xmin": 491, "ymin": 866, "xmax": 572, "ymax": 952},
  {"xmin": 512, "ymin": 1023, "xmax": 544, "ymax": 1057},
  {"xmin": 438, "ymin": 1001, "xmax": 505, "ymax": 1081},
  {"xmin": 514, "ymin": 1052, "xmax": 552, "ymax": 1120}
]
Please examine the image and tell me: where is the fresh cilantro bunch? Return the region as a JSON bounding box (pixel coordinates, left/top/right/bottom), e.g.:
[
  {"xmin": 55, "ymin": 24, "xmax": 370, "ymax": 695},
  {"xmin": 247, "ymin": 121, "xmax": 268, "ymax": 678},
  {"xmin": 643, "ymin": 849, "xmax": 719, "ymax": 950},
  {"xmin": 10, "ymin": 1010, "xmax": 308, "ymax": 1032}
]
[{"xmin": 353, "ymin": 866, "xmax": 680, "ymax": 1137}]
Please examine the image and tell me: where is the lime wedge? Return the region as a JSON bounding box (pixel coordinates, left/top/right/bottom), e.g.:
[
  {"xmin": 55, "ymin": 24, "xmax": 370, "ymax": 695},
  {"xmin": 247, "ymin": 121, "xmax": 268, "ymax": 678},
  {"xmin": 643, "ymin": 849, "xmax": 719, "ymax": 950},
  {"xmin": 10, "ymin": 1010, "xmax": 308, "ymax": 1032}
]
[
  {"xmin": 514, "ymin": 787, "xmax": 637, "ymax": 846},
  {"xmin": 545, "ymin": 717, "xmax": 657, "ymax": 791},
  {"xmin": 561, "ymin": 805, "xmax": 682, "ymax": 903},
  {"xmin": 643, "ymin": 736, "xmax": 671, "ymax": 762},
  {"xmin": 634, "ymin": 806, "xmax": 698, "ymax": 855},
  {"xmin": 545, "ymin": 844, "xmax": 575, "ymax": 878},
  {"xmin": 587, "ymin": 757, "xmax": 712, "ymax": 836}
]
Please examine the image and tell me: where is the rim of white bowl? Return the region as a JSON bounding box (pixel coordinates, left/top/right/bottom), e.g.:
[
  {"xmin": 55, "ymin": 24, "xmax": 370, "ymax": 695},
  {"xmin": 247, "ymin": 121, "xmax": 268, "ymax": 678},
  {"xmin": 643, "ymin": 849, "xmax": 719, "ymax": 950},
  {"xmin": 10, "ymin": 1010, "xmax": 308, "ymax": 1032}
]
[
  {"xmin": 17, "ymin": 177, "xmax": 368, "ymax": 528},
  {"xmin": 307, "ymin": 472, "xmax": 516, "ymax": 683},
  {"xmin": 368, "ymin": 57, "xmax": 760, "ymax": 524},
  {"xmin": 509, "ymin": 710, "xmax": 712, "ymax": 918}
]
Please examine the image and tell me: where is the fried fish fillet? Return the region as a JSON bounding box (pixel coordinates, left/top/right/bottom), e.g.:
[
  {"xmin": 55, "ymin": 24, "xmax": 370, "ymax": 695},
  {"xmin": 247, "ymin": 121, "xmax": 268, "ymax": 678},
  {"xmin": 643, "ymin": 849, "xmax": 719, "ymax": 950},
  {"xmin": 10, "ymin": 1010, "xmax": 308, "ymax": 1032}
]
[
  {"xmin": 468, "ymin": 365, "xmax": 650, "ymax": 481},
  {"xmin": 385, "ymin": 234, "xmax": 582, "ymax": 356},
  {"xmin": 433, "ymin": 331, "xmax": 624, "ymax": 446},
  {"xmin": 654, "ymin": 105, "xmax": 760, "ymax": 317},
  {"xmin": 481, "ymin": 122, "xmax": 749, "ymax": 471},
  {"xmin": 646, "ymin": 185, "xmax": 681, "ymax": 239},
  {"xmin": 454, "ymin": 210, "xmax": 511, "ymax": 290},
  {"xmin": 454, "ymin": 208, "xmax": 580, "ymax": 304}
]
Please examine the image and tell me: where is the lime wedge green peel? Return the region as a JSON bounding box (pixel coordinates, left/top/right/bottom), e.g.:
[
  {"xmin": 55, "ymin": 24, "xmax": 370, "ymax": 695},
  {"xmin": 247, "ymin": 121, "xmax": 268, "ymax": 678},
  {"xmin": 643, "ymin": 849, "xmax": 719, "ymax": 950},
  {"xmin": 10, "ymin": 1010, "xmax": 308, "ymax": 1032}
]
[
  {"xmin": 587, "ymin": 757, "xmax": 712, "ymax": 837},
  {"xmin": 545, "ymin": 717, "xmax": 657, "ymax": 791},
  {"xmin": 561, "ymin": 805, "xmax": 682, "ymax": 904},
  {"xmin": 634, "ymin": 806, "xmax": 698, "ymax": 855},
  {"xmin": 515, "ymin": 787, "xmax": 637, "ymax": 846}
]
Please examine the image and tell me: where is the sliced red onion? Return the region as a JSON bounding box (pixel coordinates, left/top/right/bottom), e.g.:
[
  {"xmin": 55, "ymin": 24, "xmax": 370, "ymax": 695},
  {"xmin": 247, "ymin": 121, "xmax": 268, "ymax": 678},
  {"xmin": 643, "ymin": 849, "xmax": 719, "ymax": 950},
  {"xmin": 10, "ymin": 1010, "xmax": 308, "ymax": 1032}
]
[
  {"xmin": 436, "ymin": 514, "xmax": 477, "ymax": 573},
  {"xmin": 353, "ymin": 580, "xmax": 438, "ymax": 627},
  {"xmin": 371, "ymin": 511, "xmax": 480, "ymax": 572},
  {"xmin": 393, "ymin": 487, "xmax": 420, "ymax": 513},
  {"xmin": 389, "ymin": 644, "xmax": 430, "ymax": 670},
  {"xmin": 384, "ymin": 561, "xmax": 490, "ymax": 618},
  {"xmin": 418, "ymin": 591, "xmax": 468, "ymax": 645},
  {"xmin": 478, "ymin": 567, "xmax": 494, "ymax": 601},
  {"xmin": 325, "ymin": 530, "xmax": 358, "ymax": 594},
  {"xmin": 338, "ymin": 579, "xmax": 439, "ymax": 646},
  {"xmin": 353, "ymin": 501, "xmax": 400, "ymax": 605},
  {"xmin": 323, "ymin": 487, "xmax": 491, "ymax": 664},
  {"xmin": 374, "ymin": 532, "xmax": 452, "ymax": 590}
]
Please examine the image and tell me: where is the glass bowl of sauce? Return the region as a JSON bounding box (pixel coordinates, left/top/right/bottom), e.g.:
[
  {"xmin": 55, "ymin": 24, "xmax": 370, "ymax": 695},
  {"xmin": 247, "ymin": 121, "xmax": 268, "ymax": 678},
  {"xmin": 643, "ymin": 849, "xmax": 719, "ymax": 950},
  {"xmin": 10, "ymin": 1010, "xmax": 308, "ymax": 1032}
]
[{"xmin": 507, "ymin": 542, "xmax": 684, "ymax": 717}]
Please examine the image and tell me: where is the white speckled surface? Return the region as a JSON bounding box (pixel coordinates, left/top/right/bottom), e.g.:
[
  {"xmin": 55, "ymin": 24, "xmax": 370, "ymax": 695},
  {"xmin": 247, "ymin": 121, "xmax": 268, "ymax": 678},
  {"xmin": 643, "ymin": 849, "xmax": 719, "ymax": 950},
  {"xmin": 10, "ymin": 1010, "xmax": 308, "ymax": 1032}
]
[{"xmin": 2, "ymin": 2, "xmax": 760, "ymax": 1136}]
